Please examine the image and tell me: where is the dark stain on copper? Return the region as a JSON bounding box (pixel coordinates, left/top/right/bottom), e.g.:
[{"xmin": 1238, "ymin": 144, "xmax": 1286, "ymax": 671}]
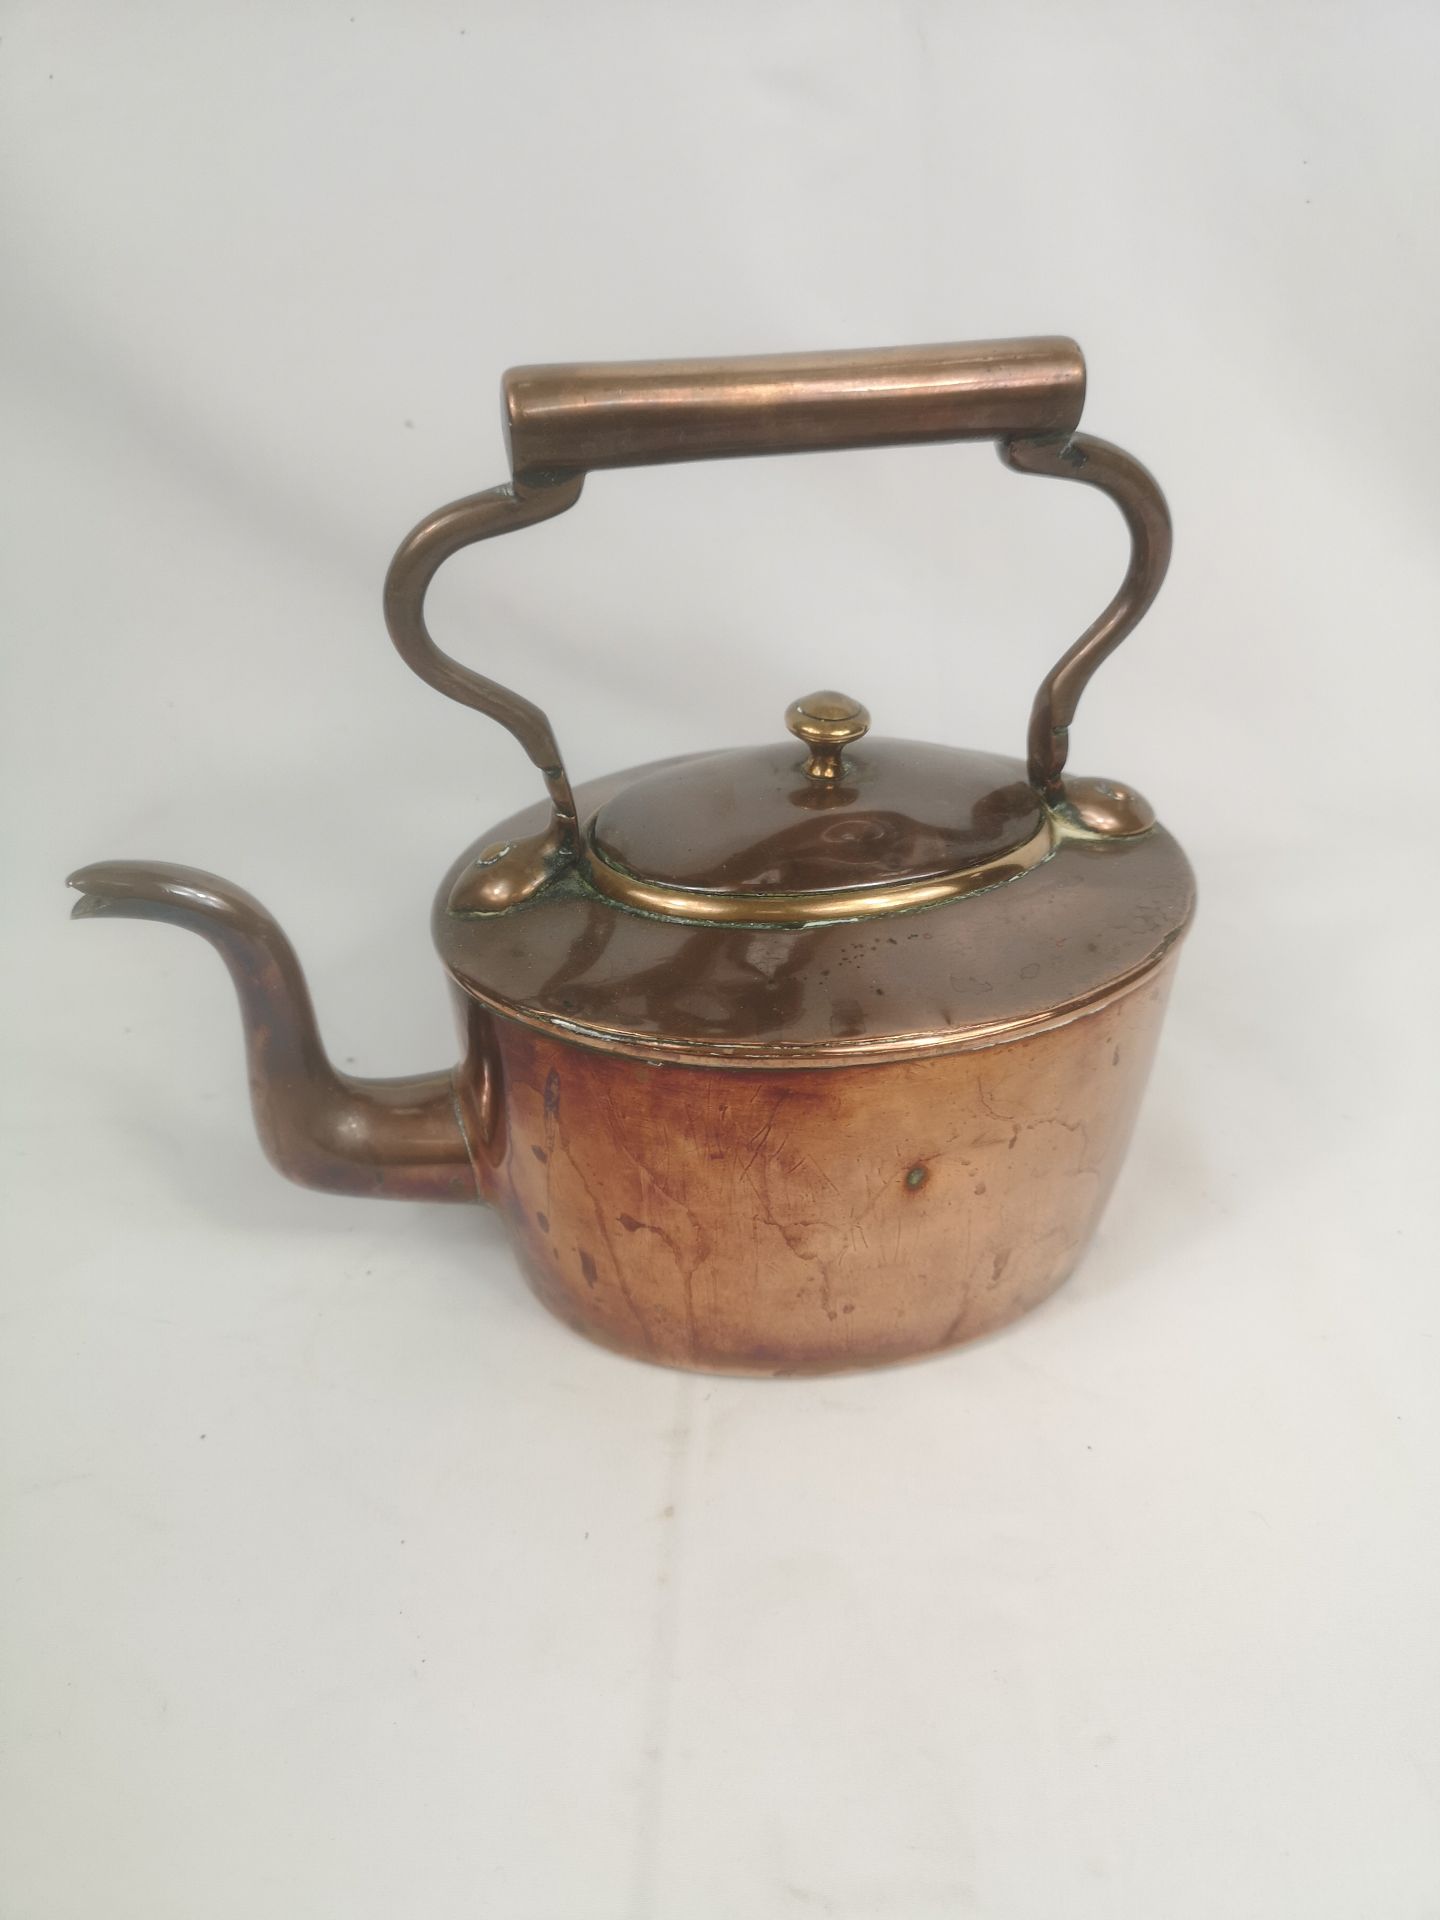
[
  {"xmin": 536, "ymin": 1211, "xmax": 550, "ymax": 1234},
  {"xmin": 543, "ymin": 1069, "xmax": 561, "ymax": 1118},
  {"xmin": 578, "ymin": 1249, "xmax": 599, "ymax": 1290},
  {"xmin": 532, "ymin": 1144, "xmax": 549, "ymax": 1162},
  {"xmin": 619, "ymin": 1213, "xmax": 643, "ymax": 1232}
]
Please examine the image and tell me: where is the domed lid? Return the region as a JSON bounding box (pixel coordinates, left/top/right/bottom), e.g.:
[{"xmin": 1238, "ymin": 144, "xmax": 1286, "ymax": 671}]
[{"xmin": 583, "ymin": 692, "xmax": 1054, "ymax": 923}]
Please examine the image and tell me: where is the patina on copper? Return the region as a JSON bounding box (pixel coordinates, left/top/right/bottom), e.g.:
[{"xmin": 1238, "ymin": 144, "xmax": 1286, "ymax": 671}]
[
  {"xmin": 70, "ymin": 335, "xmax": 1192, "ymax": 1374},
  {"xmin": 458, "ymin": 965, "xmax": 1178, "ymax": 1374}
]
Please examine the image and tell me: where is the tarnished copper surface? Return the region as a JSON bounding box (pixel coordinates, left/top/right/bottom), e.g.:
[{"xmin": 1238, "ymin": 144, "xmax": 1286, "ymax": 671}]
[
  {"xmin": 67, "ymin": 863, "xmax": 477, "ymax": 1202},
  {"xmin": 435, "ymin": 763, "xmax": 1194, "ymax": 1066},
  {"xmin": 459, "ymin": 962, "xmax": 1177, "ymax": 1375},
  {"xmin": 383, "ymin": 338, "xmax": 1171, "ymax": 907},
  {"xmin": 64, "ymin": 850, "xmax": 1182, "ymax": 1371}
]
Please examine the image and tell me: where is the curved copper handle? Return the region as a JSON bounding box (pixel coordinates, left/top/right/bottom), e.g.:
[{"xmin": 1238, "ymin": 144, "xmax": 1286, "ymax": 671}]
[
  {"xmin": 383, "ymin": 476, "xmax": 587, "ymax": 905},
  {"xmin": 1001, "ymin": 432, "xmax": 1172, "ymax": 797},
  {"xmin": 383, "ymin": 338, "xmax": 1170, "ymax": 903}
]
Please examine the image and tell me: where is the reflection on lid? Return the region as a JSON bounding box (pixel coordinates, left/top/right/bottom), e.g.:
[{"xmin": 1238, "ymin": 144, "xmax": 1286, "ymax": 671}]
[{"xmin": 592, "ymin": 740, "xmax": 1045, "ymax": 897}]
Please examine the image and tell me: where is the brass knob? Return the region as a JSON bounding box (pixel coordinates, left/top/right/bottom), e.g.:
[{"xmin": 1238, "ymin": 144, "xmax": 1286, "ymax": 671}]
[{"xmin": 785, "ymin": 689, "xmax": 871, "ymax": 781}]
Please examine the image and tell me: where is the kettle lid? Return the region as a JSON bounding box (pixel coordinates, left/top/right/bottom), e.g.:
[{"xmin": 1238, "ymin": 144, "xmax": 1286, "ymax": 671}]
[{"xmin": 584, "ymin": 692, "xmax": 1053, "ymax": 924}]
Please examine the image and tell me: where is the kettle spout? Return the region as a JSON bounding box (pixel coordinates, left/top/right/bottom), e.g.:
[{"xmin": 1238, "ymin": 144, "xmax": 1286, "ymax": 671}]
[{"xmin": 67, "ymin": 861, "xmax": 479, "ymax": 1203}]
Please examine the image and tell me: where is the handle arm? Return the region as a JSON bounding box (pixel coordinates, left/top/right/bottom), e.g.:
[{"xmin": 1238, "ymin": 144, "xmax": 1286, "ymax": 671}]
[
  {"xmin": 382, "ymin": 476, "xmax": 586, "ymax": 903},
  {"xmin": 383, "ymin": 337, "xmax": 1170, "ymax": 905},
  {"xmin": 1001, "ymin": 433, "xmax": 1172, "ymax": 795}
]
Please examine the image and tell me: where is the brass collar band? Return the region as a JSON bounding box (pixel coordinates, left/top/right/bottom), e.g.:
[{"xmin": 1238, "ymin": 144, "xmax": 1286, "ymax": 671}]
[{"xmin": 584, "ymin": 814, "xmax": 1058, "ymax": 926}]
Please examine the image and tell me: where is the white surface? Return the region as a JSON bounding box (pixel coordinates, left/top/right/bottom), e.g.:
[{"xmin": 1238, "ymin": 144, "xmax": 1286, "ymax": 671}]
[{"xmin": 3, "ymin": 4, "xmax": 1439, "ymax": 1915}]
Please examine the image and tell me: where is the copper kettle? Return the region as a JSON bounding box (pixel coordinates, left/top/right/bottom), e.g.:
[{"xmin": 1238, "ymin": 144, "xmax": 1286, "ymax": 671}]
[{"xmin": 69, "ymin": 337, "xmax": 1193, "ymax": 1375}]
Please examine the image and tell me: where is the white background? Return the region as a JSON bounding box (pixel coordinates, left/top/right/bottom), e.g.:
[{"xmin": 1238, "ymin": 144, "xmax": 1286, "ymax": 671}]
[{"xmin": 3, "ymin": 4, "xmax": 1438, "ymax": 1915}]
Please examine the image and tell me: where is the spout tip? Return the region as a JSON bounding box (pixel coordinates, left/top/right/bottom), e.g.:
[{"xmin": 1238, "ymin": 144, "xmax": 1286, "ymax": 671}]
[
  {"xmin": 66, "ymin": 859, "xmax": 255, "ymax": 928},
  {"xmin": 67, "ymin": 863, "xmax": 124, "ymax": 919},
  {"xmin": 67, "ymin": 860, "xmax": 172, "ymax": 920}
]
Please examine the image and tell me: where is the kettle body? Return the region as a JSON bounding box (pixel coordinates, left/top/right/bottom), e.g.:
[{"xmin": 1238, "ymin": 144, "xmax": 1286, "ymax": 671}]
[
  {"xmin": 454, "ymin": 954, "xmax": 1177, "ymax": 1376},
  {"xmin": 71, "ymin": 337, "xmax": 1193, "ymax": 1375}
]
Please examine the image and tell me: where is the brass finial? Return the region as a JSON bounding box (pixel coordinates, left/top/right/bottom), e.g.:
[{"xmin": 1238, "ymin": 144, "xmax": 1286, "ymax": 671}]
[{"xmin": 785, "ymin": 690, "xmax": 871, "ymax": 781}]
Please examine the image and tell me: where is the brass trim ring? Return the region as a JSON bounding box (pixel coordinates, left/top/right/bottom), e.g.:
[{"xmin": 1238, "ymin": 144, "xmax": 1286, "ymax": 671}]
[{"xmin": 583, "ymin": 815, "xmax": 1058, "ymax": 926}]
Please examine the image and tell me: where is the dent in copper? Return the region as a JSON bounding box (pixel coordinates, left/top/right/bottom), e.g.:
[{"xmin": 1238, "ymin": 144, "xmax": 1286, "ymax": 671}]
[
  {"xmin": 67, "ymin": 862, "xmax": 479, "ymax": 1203},
  {"xmin": 458, "ymin": 962, "xmax": 1178, "ymax": 1375}
]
